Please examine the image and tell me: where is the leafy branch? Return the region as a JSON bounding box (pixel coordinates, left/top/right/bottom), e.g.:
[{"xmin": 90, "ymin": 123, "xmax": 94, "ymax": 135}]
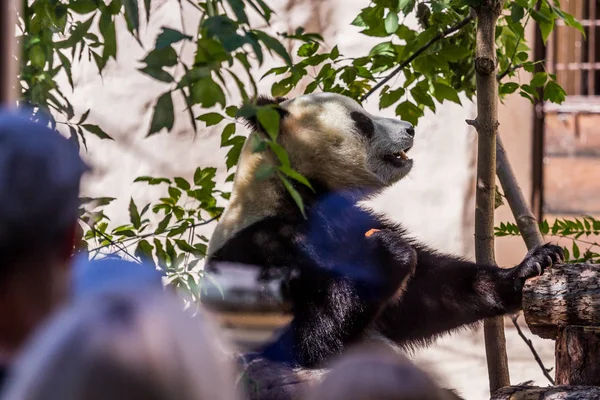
[
  {"xmin": 495, "ymin": 216, "xmax": 600, "ymax": 263},
  {"xmin": 360, "ymin": 13, "xmax": 475, "ymax": 102}
]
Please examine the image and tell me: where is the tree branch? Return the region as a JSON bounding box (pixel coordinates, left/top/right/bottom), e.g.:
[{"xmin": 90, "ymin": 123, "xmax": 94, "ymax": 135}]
[
  {"xmin": 87, "ymin": 216, "xmax": 219, "ymax": 253},
  {"xmin": 496, "ymin": 135, "xmax": 543, "ymax": 249},
  {"xmin": 360, "ymin": 15, "xmax": 474, "ymax": 102},
  {"xmin": 497, "ymin": 64, "xmax": 523, "ymax": 82},
  {"xmin": 511, "ymin": 314, "xmax": 555, "ymax": 385}
]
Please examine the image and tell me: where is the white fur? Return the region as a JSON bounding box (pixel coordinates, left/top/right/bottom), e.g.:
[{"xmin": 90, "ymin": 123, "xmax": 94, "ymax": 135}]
[{"xmin": 207, "ymin": 93, "xmax": 415, "ymax": 257}]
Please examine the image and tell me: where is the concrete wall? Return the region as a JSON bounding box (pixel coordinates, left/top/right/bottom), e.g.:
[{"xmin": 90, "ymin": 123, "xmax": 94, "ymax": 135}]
[{"xmin": 59, "ymin": 1, "xmax": 553, "ymax": 398}]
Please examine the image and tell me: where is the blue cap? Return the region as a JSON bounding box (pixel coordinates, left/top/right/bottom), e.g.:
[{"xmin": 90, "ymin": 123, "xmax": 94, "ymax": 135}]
[
  {"xmin": 0, "ymin": 107, "xmax": 89, "ymax": 248},
  {"xmin": 72, "ymin": 254, "xmax": 165, "ymax": 299}
]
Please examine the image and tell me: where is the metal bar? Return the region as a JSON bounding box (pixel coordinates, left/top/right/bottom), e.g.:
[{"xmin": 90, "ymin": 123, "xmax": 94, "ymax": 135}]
[
  {"xmin": 532, "ymin": 9, "xmax": 547, "ymax": 221},
  {"xmin": 589, "ymin": 0, "xmax": 596, "ymax": 95},
  {"xmin": 574, "ymin": 0, "xmax": 583, "ymax": 95},
  {"xmin": 554, "ymin": 62, "xmax": 600, "ymax": 70}
]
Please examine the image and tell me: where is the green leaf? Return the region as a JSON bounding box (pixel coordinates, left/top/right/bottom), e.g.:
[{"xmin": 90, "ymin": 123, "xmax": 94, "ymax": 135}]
[
  {"xmin": 437, "ymin": 44, "xmax": 471, "ymax": 62},
  {"xmin": 123, "ymin": 0, "xmax": 140, "ymax": 36},
  {"xmin": 57, "ymin": 51, "xmax": 74, "ymax": 89},
  {"xmin": 191, "ymin": 78, "xmax": 226, "ymax": 108},
  {"xmin": 395, "ymin": 101, "xmax": 424, "ymax": 126},
  {"xmin": 543, "ymin": 80, "xmax": 566, "ymax": 104},
  {"xmin": 268, "ymin": 142, "xmax": 291, "ymax": 168},
  {"xmin": 99, "ymin": 13, "xmax": 117, "ymax": 61},
  {"xmin": 138, "ymin": 67, "xmax": 174, "ymax": 83},
  {"xmin": 221, "ymin": 123, "xmax": 237, "ymax": 145},
  {"xmin": 81, "ymin": 124, "xmax": 114, "ymax": 140},
  {"xmin": 77, "ymin": 109, "xmax": 91, "ymax": 125},
  {"xmin": 552, "ymin": 6, "xmax": 585, "ymax": 36},
  {"xmin": 384, "ymin": 12, "xmax": 399, "ymax": 34},
  {"xmin": 433, "ymin": 82, "xmax": 461, "ymax": 104},
  {"xmin": 255, "ymin": 163, "xmax": 275, "ymax": 180},
  {"xmin": 129, "ymin": 198, "xmax": 141, "ymax": 229},
  {"xmin": 256, "ymin": 107, "xmax": 281, "ymax": 140},
  {"xmin": 379, "ymin": 87, "xmax": 405, "ymax": 109},
  {"xmin": 174, "ymin": 177, "xmax": 191, "ymax": 190},
  {"xmin": 253, "ymin": 30, "xmax": 292, "ymax": 66},
  {"xmin": 69, "ymin": 0, "xmax": 98, "ymax": 14},
  {"xmin": 135, "ymin": 239, "xmax": 154, "ymax": 262},
  {"xmin": 572, "ymin": 241, "xmax": 580, "ymax": 259},
  {"xmin": 225, "ymin": 138, "xmax": 245, "ymax": 170},
  {"xmin": 148, "ymin": 91, "xmax": 175, "ymax": 136},
  {"xmin": 278, "ymin": 173, "xmax": 306, "ymax": 219},
  {"xmin": 499, "ymin": 82, "xmax": 520, "ymax": 95},
  {"xmin": 411, "ymin": 86, "xmax": 436, "ymax": 112},
  {"xmin": 29, "ymin": 45, "xmax": 46, "ymax": 68},
  {"xmin": 155, "ymin": 214, "xmax": 172, "ymax": 235},
  {"xmin": 298, "ymin": 42, "xmax": 319, "ymax": 57},
  {"xmin": 531, "ymin": 72, "xmax": 548, "ymax": 88},
  {"xmin": 278, "ymin": 166, "xmax": 313, "ymax": 190},
  {"xmin": 134, "ymin": 176, "xmax": 171, "ymax": 185},
  {"xmin": 155, "ymin": 27, "xmax": 192, "ymax": 50},
  {"xmin": 196, "ymin": 113, "xmax": 224, "ymax": 126},
  {"xmin": 144, "ymin": 0, "xmax": 152, "ymax": 22},
  {"xmin": 510, "ymin": 3, "xmax": 525, "ymax": 22},
  {"xmin": 227, "ymin": 0, "xmax": 249, "ymax": 24},
  {"xmin": 142, "ymin": 46, "xmax": 178, "ymax": 68},
  {"xmin": 175, "ymin": 239, "xmax": 205, "ymax": 257},
  {"xmin": 531, "ymin": 4, "xmax": 556, "ymax": 44}
]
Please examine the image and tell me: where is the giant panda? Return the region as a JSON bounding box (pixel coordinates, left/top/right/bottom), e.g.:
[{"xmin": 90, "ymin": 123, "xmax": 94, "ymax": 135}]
[{"xmin": 205, "ymin": 92, "xmax": 563, "ymax": 371}]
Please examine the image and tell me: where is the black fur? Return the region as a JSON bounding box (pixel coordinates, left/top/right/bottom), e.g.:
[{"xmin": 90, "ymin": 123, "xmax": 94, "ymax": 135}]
[
  {"xmin": 350, "ymin": 111, "xmax": 375, "ymax": 138},
  {"xmin": 206, "ymin": 177, "xmax": 564, "ymax": 369},
  {"xmin": 240, "ymin": 96, "xmax": 289, "ymax": 135}
]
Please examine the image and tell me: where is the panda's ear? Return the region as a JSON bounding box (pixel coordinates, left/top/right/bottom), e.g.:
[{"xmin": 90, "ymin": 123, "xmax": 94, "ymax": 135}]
[{"xmin": 240, "ymin": 96, "xmax": 289, "ymax": 135}]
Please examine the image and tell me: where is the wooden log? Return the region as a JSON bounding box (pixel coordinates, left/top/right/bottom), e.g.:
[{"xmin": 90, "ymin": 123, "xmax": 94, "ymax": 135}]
[
  {"xmin": 491, "ymin": 385, "xmax": 600, "ymax": 399},
  {"xmin": 522, "ymin": 263, "xmax": 600, "ymax": 340},
  {"xmin": 556, "ymin": 326, "xmax": 600, "ymax": 385}
]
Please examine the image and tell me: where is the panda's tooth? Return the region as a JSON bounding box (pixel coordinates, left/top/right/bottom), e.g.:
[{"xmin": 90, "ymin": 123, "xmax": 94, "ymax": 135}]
[{"xmin": 399, "ymin": 151, "xmax": 409, "ymax": 160}]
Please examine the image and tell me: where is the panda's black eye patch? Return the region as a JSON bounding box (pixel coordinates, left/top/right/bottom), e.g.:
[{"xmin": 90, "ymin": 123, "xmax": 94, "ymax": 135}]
[{"xmin": 350, "ymin": 111, "xmax": 374, "ymax": 138}]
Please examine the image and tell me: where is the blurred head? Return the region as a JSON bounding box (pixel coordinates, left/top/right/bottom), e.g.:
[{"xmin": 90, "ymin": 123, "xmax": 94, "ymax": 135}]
[
  {"xmin": 0, "ymin": 108, "xmax": 88, "ymax": 356},
  {"xmin": 1, "ymin": 288, "xmax": 240, "ymax": 400},
  {"xmin": 307, "ymin": 342, "xmax": 455, "ymax": 400}
]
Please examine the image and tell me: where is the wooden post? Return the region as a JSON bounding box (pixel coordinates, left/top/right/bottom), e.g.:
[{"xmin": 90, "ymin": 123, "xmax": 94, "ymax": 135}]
[
  {"xmin": 0, "ymin": 0, "xmax": 20, "ymax": 106},
  {"xmin": 489, "ymin": 262, "xmax": 600, "ymax": 397},
  {"xmin": 491, "ymin": 385, "xmax": 600, "ymax": 399},
  {"xmin": 555, "ymin": 326, "xmax": 600, "ymax": 386}
]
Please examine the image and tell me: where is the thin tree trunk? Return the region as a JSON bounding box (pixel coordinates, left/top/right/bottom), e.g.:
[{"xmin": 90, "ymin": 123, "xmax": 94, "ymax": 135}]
[
  {"xmin": 468, "ymin": 0, "xmax": 510, "ymax": 393},
  {"xmin": 496, "ymin": 136, "xmax": 544, "ymax": 248},
  {"xmin": 0, "ymin": 0, "xmax": 20, "ymax": 106}
]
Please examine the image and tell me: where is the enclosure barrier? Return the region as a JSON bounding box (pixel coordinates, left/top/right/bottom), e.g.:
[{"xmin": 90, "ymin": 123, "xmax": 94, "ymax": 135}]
[{"xmin": 203, "ymin": 262, "xmax": 600, "ymax": 399}]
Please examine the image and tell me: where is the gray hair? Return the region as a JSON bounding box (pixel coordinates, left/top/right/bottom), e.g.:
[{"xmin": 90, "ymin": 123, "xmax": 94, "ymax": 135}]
[
  {"xmin": 0, "ymin": 108, "xmax": 88, "ymax": 256},
  {"xmin": 1, "ymin": 288, "xmax": 240, "ymax": 400}
]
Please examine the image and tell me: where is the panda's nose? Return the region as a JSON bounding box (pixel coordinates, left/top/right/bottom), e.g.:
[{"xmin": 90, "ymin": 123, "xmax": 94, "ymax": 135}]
[{"xmin": 406, "ymin": 127, "xmax": 415, "ymax": 137}]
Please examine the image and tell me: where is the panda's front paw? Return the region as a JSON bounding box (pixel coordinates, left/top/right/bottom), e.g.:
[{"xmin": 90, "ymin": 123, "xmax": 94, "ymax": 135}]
[{"xmin": 515, "ymin": 243, "xmax": 564, "ymax": 280}]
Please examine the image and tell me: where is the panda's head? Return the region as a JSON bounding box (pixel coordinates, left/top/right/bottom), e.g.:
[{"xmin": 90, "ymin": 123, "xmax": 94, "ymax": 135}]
[{"xmin": 243, "ymin": 92, "xmax": 415, "ymax": 194}]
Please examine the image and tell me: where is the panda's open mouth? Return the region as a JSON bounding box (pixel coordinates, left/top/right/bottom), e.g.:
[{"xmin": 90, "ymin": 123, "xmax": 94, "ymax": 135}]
[{"xmin": 383, "ymin": 146, "xmax": 412, "ymax": 167}]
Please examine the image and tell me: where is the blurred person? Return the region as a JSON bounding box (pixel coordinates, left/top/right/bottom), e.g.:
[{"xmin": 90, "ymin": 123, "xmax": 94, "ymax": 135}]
[
  {"xmin": 306, "ymin": 342, "xmax": 462, "ymax": 400},
  {"xmin": 0, "ymin": 109, "xmax": 88, "ymax": 387},
  {"xmin": 1, "ymin": 285, "xmax": 240, "ymax": 400}
]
